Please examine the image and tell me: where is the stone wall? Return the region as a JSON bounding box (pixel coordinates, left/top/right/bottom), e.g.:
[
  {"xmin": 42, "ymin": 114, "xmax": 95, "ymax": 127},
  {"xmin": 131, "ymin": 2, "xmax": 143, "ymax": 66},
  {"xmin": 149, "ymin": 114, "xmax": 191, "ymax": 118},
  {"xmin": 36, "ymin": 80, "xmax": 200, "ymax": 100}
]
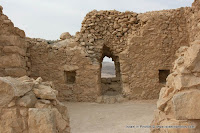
[
  {"xmin": 0, "ymin": 6, "xmax": 28, "ymax": 77},
  {"xmin": 151, "ymin": 1, "xmax": 200, "ymax": 132},
  {"xmin": 0, "ymin": 2, "xmax": 197, "ymax": 102},
  {"xmin": 0, "ymin": 76, "xmax": 70, "ymax": 133},
  {"xmin": 26, "ymin": 38, "xmax": 101, "ymax": 102},
  {"xmin": 127, "ymin": 8, "xmax": 189, "ymax": 99},
  {"xmin": 25, "ymin": 7, "xmax": 192, "ymax": 102},
  {"xmin": 101, "ymin": 77, "xmax": 122, "ymax": 95},
  {"xmin": 151, "ymin": 41, "xmax": 200, "ymax": 133},
  {"xmin": 187, "ymin": 0, "xmax": 200, "ymax": 42},
  {"xmin": 73, "ymin": 8, "xmax": 190, "ymax": 100}
]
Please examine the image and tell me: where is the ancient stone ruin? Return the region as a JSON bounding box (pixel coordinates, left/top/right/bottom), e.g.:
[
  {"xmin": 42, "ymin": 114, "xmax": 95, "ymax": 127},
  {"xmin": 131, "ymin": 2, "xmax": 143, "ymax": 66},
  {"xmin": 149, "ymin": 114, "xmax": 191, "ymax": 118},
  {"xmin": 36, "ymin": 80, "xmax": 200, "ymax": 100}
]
[
  {"xmin": 151, "ymin": 1, "xmax": 200, "ymax": 132},
  {"xmin": 1, "ymin": 0, "xmax": 200, "ymax": 132},
  {"xmin": 151, "ymin": 41, "xmax": 200, "ymax": 133},
  {"xmin": 0, "ymin": 4, "xmax": 191, "ymax": 102},
  {"xmin": 0, "ymin": 76, "xmax": 70, "ymax": 132}
]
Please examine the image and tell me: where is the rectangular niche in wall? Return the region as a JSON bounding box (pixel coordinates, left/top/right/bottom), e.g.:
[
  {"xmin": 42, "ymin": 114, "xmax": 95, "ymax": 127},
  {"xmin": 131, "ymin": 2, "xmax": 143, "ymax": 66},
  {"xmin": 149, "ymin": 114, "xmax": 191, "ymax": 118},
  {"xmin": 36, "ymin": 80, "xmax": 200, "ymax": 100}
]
[
  {"xmin": 159, "ymin": 70, "xmax": 170, "ymax": 84},
  {"xmin": 64, "ymin": 71, "xmax": 76, "ymax": 84}
]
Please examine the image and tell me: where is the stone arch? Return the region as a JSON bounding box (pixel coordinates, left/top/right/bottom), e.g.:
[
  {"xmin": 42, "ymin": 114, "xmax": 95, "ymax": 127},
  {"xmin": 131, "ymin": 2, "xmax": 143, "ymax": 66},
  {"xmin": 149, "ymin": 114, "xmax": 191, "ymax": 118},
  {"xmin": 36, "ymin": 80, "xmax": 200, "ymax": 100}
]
[{"xmin": 99, "ymin": 45, "xmax": 122, "ymax": 96}]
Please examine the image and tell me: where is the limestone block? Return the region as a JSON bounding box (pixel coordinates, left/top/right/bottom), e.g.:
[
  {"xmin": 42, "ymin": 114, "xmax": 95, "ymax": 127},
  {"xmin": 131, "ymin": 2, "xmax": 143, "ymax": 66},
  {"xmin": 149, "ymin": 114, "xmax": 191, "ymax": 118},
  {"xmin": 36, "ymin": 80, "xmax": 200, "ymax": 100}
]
[
  {"xmin": 33, "ymin": 84, "xmax": 58, "ymax": 100},
  {"xmin": 28, "ymin": 108, "xmax": 69, "ymax": 133},
  {"xmin": 157, "ymin": 87, "xmax": 174, "ymax": 111},
  {"xmin": 55, "ymin": 101, "xmax": 69, "ymax": 121},
  {"xmin": 3, "ymin": 46, "xmax": 26, "ymax": 56},
  {"xmin": 61, "ymin": 65, "xmax": 79, "ymax": 71},
  {"xmin": 18, "ymin": 75, "xmax": 33, "ymax": 82},
  {"xmin": 54, "ymin": 108, "xmax": 69, "ymax": 132},
  {"xmin": 0, "ymin": 35, "xmax": 27, "ymax": 48},
  {"xmin": 89, "ymin": 38, "xmax": 95, "ymax": 43},
  {"xmin": 3, "ymin": 19, "xmax": 14, "ymax": 26},
  {"xmin": 8, "ymin": 100, "xmax": 16, "ymax": 107},
  {"xmin": 151, "ymin": 110, "xmax": 169, "ymax": 133},
  {"xmin": 35, "ymin": 77, "xmax": 43, "ymax": 84},
  {"xmin": 175, "ymin": 46, "xmax": 188, "ymax": 57},
  {"xmin": 0, "ymin": 54, "xmax": 25, "ymax": 68},
  {"xmin": 60, "ymin": 32, "xmax": 72, "ymax": 40},
  {"xmin": 19, "ymin": 108, "xmax": 28, "ymax": 117},
  {"xmin": 0, "ymin": 108, "xmax": 24, "ymax": 133},
  {"xmin": 14, "ymin": 27, "xmax": 26, "ymax": 38},
  {"xmin": 0, "ymin": 75, "xmax": 70, "ymax": 132},
  {"xmin": 28, "ymin": 108, "xmax": 57, "ymax": 133},
  {"xmin": 129, "ymin": 17, "xmax": 137, "ymax": 22},
  {"xmin": 114, "ymin": 22, "xmax": 120, "ymax": 29},
  {"xmin": 184, "ymin": 41, "xmax": 200, "ymax": 73},
  {"xmin": 0, "ymin": 77, "xmax": 34, "ymax": 107},
  {"xmin": 35, "ymin": 100, "xmax": 52, "ymax": 109},
  {"xmin": 5, "ymin": 68, "xmax": 27, "ymax": 77},
  {"xmin": 17, "ymin": 91, "xmax": 37, "ymax": 108},
  {"xmin": 173, "ymin": 90, "xmax": 200, "ymax": 120},
  {"xmin": 167, "ymin": 74, "xmax": 200, "ymax": 90}
]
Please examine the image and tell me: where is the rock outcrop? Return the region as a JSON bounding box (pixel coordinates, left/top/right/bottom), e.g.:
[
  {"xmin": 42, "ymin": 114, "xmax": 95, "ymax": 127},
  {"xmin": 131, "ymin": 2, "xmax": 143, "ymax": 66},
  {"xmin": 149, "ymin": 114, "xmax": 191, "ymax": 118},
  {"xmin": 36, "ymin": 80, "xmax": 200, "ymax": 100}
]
[
  {"xmin": 151, "ymin": 41, "xmax": 200, "ymax": 133},
  {"xmin": 0, "ymin": 76, "xmax": 70, "ymax": 133}
]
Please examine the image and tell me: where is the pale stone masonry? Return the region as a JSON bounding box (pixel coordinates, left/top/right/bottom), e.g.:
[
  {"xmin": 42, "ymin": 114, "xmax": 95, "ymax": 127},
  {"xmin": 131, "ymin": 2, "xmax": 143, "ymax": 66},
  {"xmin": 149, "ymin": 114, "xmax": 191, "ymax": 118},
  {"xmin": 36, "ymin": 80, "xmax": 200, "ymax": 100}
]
[
  {"xmin": 26, "ymin": 8, "xmax": 190, "ymax": 102},
  {"xmin": 151, "ymin": 1, "xmax": 200, "ymax": 132},
  {"xmin": 0, "ymin": 1, "xmax": 199, "ymax": 102},
  {"xmin": 1, "ymin": 0, "xmax": 200, "ymax": 132},
  {"xmin": 0, "ymin": 76, "xmax": 70, "ymax": 133},
  {"xmin": 151, "ymin": 41, "xmax": 200, "ymax": 133}
]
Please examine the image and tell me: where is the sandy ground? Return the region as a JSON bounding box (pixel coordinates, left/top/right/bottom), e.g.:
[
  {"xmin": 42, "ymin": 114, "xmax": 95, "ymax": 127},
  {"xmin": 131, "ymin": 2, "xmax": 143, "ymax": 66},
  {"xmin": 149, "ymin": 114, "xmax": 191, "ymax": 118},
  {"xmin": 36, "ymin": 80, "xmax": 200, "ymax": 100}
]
[{"xmin": 65, "ymin": 100, "xmax": 157, "ymax": 133}]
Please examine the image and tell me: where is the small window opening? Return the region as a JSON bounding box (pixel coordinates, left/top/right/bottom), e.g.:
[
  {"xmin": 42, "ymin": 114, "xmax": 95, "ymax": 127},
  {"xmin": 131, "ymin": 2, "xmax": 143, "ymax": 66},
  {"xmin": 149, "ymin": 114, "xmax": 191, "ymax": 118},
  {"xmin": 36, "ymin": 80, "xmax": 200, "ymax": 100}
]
[
  {"xmin": 64, "ymin": 71, "xmax": 76, "ymax": 84},
  {"xmin": 159, "ymin": 70, "xmax": 170, "ymax": 84},
  {"xmin": 101, "ymin": 56, "xmax": 116, "ymax": 78}
]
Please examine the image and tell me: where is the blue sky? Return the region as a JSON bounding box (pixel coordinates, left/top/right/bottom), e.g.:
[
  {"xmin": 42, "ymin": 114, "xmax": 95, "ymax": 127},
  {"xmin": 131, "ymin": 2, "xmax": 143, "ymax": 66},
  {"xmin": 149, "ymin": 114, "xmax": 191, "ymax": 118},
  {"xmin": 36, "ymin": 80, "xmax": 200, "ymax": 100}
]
[{"xmin": 1, "ymin": 0, "xmax": 193, "ymax": 40}]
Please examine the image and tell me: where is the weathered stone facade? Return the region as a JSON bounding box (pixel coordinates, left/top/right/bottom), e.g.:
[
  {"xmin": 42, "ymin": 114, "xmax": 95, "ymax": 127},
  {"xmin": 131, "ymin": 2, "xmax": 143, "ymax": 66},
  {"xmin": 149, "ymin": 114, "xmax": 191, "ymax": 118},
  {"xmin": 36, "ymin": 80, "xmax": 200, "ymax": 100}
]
[
  {"xmin": 25, "ymin": 9, "xmax": 191, "ymax": 102},
  {"xmin": 0, "ymin": 6, "xmax": 27, "ymax": 77},
  {"xmin": 2, "ymin": 0, "xmax": 200, "ymax": 132},
  {"xmin": 151, "ymin": 41, "xmax": 200, "ymax": 133},
  {"xmin": 0, "ymin": 1, "xmax": 200, "ymax": 103},
  {"xmin": 151, "ymin": 1, "xmax": 200, "ymax": 132},
  {"xmin": 0, "ymin": 76, "xmax": 70, "ymax": 133},
  {"xmin": 0, "ymin": 6, "xmax": 71, "ymax": 133}
]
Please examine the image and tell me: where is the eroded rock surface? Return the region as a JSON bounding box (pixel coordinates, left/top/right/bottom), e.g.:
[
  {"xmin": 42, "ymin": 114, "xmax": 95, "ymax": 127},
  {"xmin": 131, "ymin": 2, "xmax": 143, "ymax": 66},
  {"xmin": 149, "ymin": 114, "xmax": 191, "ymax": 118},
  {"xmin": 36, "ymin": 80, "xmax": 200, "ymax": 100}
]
[
  {"xmin": 60, "ymin": 32, "xmax": 72, "ymax": 40},
  {"xmin": 0, "ymin": 76, "xmax": 70, "ymax": 133},
  {"xmin": 0, "ymin": 5, "xmax": 27, "ymax": 78},
  {"xmin": 151, "ymin": 41, "xmax": 200, "ymax": 133}
]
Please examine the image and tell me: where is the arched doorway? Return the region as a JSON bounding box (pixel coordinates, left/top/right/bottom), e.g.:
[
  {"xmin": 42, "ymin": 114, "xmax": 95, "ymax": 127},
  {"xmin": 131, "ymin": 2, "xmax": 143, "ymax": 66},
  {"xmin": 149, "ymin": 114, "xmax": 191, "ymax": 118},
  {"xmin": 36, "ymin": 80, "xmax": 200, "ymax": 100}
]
[{"xmin": 100, "ymin": 46, "xmax": 122, "ymax": 96}]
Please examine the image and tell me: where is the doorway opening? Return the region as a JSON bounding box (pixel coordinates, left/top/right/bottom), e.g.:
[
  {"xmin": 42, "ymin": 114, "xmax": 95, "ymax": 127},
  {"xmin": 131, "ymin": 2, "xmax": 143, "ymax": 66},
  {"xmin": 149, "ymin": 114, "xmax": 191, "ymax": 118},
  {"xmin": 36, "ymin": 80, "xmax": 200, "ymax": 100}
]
[
  {"xmin": 101, "ymin": 57, "xmax": 116, "ymax": 78},
  {"xmin": 100, "ymin": 46, "xmax": 122, "ymax": 96},
  {"xmin": 159, "ymin": 70, "xmax": 170, "ymax": 84}
]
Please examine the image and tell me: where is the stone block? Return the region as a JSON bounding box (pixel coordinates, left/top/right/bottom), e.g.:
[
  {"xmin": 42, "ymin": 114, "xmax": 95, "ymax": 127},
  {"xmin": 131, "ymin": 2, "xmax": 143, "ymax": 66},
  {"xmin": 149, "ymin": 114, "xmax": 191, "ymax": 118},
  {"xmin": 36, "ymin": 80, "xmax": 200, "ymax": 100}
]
[
  {"xmin": 5, "ymin": 68, "xmax": 26, "ymax": 77},
  {"xmin": 0, "ymin": 54, "xmax": 25, "ymax": 68},
  {"xmin": 173, "ymin": 90, "xmax": 200, "ymax": 120},
  {"xmin": 0, "ymin": 77, "xmax": 34, "ymax": 107},
  {"xmin": 17, "ymin": 91, "xmax": 37, "ymax": 108},
  {"xmin": 3, "ymin": 46, "xmax": 26, "ymax": 56},
  {"xmin": 60, "ymin": 32, "xmax": 72, "ymax": 40},
  {"xmin": 28, "ymin": 108, "xmax": 57, "ymax": 133},
  {"xmin": 33, "ymin": 84, "xmax": 58, "ymax": 100}
]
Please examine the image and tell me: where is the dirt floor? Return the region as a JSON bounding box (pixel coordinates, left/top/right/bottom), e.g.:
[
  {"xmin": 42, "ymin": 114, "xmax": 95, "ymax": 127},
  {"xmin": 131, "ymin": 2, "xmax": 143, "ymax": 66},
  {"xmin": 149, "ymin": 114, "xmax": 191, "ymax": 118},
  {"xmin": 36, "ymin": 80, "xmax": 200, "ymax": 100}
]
[{"xmin": 65, "ymin": 100, "xmax": 157, "ymax": 133}]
